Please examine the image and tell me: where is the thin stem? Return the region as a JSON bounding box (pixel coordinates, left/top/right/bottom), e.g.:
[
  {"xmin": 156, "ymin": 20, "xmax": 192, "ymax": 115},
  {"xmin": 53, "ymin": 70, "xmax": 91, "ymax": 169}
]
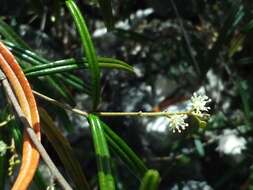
[
  {"xmin": 33, "ymin": 90, "xmax": 88, "ymax": 116},
  {"xmin": 0, "ymin": 71, "xmax": 73, "ymax": 190},
  {"xmin": 170, "ymin": 0, "xmax": 200, "ymax": 75},
  {"xmin": 0, "ymin": 115, "xmax": 14, "ymax": 127},
  {"xmin": 33, "ymin": 90, "xmax": 191, "ymax": 117},
  {"xmin": 96, "ymin": 111, "xmax": 189, "ymax": 117}
]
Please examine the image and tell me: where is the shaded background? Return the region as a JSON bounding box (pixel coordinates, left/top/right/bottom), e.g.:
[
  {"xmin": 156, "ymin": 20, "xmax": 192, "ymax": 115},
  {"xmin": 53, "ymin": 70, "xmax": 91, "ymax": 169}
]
[{"xmin": 1, "ymin": 0, "xmax": 253, "ymax": 189}]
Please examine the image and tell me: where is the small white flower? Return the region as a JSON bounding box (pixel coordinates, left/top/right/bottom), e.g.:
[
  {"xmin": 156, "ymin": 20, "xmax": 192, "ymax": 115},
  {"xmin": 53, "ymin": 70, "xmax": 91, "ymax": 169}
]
[
  {"xmin": 167, "ymin": 114, "xmax": 188, "ymax": 133},
  {"xmin": 190, "ymin": 93, "xmax": 211, "ymax": 116},
  {"xmin": 0, "ymin": 141, "xmax": 7, "ymax": 156}
]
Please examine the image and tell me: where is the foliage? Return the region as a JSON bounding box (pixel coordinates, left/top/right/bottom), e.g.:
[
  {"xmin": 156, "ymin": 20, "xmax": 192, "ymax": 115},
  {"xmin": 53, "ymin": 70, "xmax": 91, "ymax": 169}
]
[{"xmin": 0, "ymin": 0, "xmax": 253, "ymax": 189}]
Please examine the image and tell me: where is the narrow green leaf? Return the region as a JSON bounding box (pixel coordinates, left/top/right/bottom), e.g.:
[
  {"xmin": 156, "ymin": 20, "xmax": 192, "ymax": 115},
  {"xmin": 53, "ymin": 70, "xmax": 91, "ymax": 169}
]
[
  {"xmin": 24, "ymin": 57, "xmax": 134, "ymax": 76},
  {"xmin": 228, "ymin": 34, "xmax": 245, "ymax": 57},
  {"xmin": 0, "ymin": 18, "xmax": 30, "ymax": 49},
  {"xmin": 237, "ymin": 80, "xmax": 251, "ymax": 127},
  {"xmin": 87, "ymin": 114, "xmax": 115, "ymax": 190},
  {"xmin": 4, "ymin": 40, "xmax": 90, "ymax": 97},
  {"xmin": 3, "ymin": 40, "xmax": 48, "ymax": 65},
  {"xmin": 66, "ymin": 0, "xmax": 101, "ymax": 110},
  {"xmin": 39, "ymin": 108, "xmax": 90, "ymax": 190},
  {"xmin": 139, "ymin": 170, "xmax": 160, "ymax": 190},
  {"xmin": 101, "ymin": 120, "xmax": 148, "ymax": 178},
  {"xmin": 2, "ymin": 40, "xmax": 76, "ymax": 104},
  {"xmin": 57, "ymin": 74, "xmax": 91, "ymax": 95},
  {"xmin": 46, "ymin": 76, "xmax": 76, "ymax": 105}
]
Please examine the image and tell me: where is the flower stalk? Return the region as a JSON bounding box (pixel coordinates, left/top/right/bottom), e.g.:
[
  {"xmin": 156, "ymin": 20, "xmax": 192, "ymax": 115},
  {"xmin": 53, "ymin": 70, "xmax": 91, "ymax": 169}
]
[{"xmin": 34, "ymin": 90, "xmax": 212, "ymax": 133}]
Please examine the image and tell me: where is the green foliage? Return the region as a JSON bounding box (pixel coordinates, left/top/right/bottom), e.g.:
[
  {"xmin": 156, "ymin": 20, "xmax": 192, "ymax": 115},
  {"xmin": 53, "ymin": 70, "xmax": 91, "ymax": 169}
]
[
  {"xmin": 1, "ymin": 0, "xmax": 253, "ymax": 189},
  {"xmin": 88, "ymin": 114, "xmax": 115, "ymax": 190},
  {"xmin": 40, "ymin": 108, "xmax": 90, "ymax": 190},
  {"xmin": 101, "ymin": 120, "xmax": 148, "ymax": 179},
  {"xmin": 66, "ymin": 0, "xmax": 101, "ymax": 110},
  {"xmin": 139, "ymin": 170, "xmax": 160, "ymax": 190}
]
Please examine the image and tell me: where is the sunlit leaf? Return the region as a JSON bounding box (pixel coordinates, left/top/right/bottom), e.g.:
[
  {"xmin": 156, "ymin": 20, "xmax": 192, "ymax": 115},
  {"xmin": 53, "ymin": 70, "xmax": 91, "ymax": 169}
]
[
  {"xmin": 66, "ymin": 0, "xmax": 101, "ymax": 110},
  {"xmin": 139, "ymin": 170, "xmax": 160, "ymax": 190},
  {"xmin": 101, "ymin": 120, "xmax": 148, "ymax": 179},
  {"xmin": 88, "ymin": 114, "xmax": 115, "ymax": 190}
]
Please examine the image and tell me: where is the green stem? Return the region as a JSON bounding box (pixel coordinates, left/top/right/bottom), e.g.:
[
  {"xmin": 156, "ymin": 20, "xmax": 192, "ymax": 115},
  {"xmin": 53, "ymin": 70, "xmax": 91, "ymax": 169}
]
[
  {"xmin": 33, "ymin": 90, "xmax": 192, "ymax": 118},
  {"xmin": 96, "ymin": 111, "xmax": 190, "ymax": 117}
]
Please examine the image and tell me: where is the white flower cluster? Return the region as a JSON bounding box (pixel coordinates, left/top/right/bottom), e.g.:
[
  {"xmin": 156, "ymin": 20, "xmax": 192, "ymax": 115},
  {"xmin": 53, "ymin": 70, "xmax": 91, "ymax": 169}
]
[
  {"xmin": 167, "ymin": 93, "xmax": 211, "ymax": 133},
  {"xmin": 189, "ymin": 93, "xmax": 211, "ymax": 116},
  {"xmin": 0, "ymin": 141, "xmax": 7, "ymax": 156},
  {"xmin": 168, "ymin": 114, "xmax": 188, "ymax": 133}
]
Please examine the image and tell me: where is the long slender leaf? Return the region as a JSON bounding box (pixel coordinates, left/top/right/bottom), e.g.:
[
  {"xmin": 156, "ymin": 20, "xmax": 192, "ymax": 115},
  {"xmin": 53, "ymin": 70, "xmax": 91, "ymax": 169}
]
[
  {"xmin": 139, "ymin": 170, "xmax": 160, "ymax": 190},
  {"xmin": 24, "ymin": 57, "xmax": 134, "ymax": 76},
  {"xmin": 101, "ymin": 120, "xmax": 148, "ymax": 178},
  {"xmin": 4, "ymin": 40, "xmax": 90, "ymax": 95},
  {"xmin": 237, "ymin": 80, "xmax": 251, "ymax": 127},
  {"xmin": 0, "ymin": 18, "xmax": 30, "ymax": 49},
  {"xmin": 58, "ymin": 74, "xmax": 91, "ymax": 95},
  {"xmin": 87, "ymin": 114, "xmax": 115, "ymax": 190},
  {"xmin": 1, "ymin": 40, "xmax": 76, "ymax": 104},
  {"xmin": 39, "ymin": 108, "xmax": 90, "ymax": 190},
  {"xmin": 66, "ymin": 0, "xmax": 101, "ymax": 110}
]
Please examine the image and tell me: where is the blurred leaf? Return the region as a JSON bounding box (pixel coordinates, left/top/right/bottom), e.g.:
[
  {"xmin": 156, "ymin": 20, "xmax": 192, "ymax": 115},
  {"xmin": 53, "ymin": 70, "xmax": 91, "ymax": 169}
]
[
  {"xmin": 66, "ymin": 0, "xmax": 101, "ymax": 110},
  {"xmin": 0, "ymin": 18, "xmax": 30, "ymax": 49},
  {"xmin": 204, "ymin": 0, "xmax": 245, "ymax": 75},
  {"xmin": 97, "ymin": 0, "xmax": 114, "ymax": 30},
  {"xmin": 242, "ymin": 19, "xmax": 253, "ymax": 32},
  {"xmin": 237, "ymin": 80, "xmax": 251, "ymax": 127},
  {"xmin": 249, "ymin": 165, "xmax": 253, "ymax": 189},
  {"xmin": 87, "ymin": 114, "xmax": 115, "ymax": 190},
  {"xmin": 194, "ymin": 139, "xmax": 205, "ymax": 157},
  {"xmin": 39, "ymin": 108, "xmax": 90, "ymax": 190},
  {"xmin": 238, "ymin": 57, "xmax": 253, "ymax": 65},
  {"xmin": 228, "ymin": 34, "xmax": 245, "ymax": 57},
  {"xmin": 139, "ymin": 169, "xmax": 160, "ymax": 190},
  {"xmin": 101, "ymin": 120, "xmax": 148, "ymax": 179}
]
